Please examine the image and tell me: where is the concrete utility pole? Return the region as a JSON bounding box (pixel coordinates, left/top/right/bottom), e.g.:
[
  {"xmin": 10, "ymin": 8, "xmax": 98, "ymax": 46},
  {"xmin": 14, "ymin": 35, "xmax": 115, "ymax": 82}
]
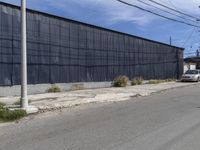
[{"xmin": 21, "ymin": 0, "xmax": 28, "ymax": 109}]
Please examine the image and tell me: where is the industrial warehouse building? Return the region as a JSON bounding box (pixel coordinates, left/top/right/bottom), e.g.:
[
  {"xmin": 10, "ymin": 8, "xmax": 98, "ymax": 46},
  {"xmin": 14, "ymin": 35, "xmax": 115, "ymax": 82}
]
[{"xmin": 0, "ymin": 2, "xmax": 183, "ymax": 86}]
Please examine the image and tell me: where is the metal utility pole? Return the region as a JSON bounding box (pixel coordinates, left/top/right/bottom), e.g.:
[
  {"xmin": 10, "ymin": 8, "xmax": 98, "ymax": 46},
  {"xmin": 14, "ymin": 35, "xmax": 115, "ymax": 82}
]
[
  {"xmin": 170, "ymin": 36, "xmax": 172, "ymax": 45},
  {"xmin": 20, "ymin": 0, "xmax": 28, "ymax": 109}
]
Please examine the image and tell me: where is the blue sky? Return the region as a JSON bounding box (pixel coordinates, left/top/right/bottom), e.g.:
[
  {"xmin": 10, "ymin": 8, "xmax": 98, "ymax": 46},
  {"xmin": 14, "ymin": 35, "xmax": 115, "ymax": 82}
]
[{"xmin": 1, "ymin": 0, "xmax": 200, "ymax": 57}]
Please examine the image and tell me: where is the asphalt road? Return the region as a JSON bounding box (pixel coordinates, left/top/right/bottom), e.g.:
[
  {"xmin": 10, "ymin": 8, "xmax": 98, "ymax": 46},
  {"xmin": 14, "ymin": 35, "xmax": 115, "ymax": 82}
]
[{"xmin": 1, "ymin": 84, "xmax": 200, "ymax": 150}]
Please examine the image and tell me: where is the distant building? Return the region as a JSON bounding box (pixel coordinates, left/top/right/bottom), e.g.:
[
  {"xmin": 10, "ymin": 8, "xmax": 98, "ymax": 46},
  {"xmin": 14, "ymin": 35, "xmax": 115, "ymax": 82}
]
[
  {"xmin": 183, "ymin": 62, "xmax": 196, "ymax": 73},
  {"xmin": 184, "ymin": 56, "xmax": 200, "ymax": 72}
]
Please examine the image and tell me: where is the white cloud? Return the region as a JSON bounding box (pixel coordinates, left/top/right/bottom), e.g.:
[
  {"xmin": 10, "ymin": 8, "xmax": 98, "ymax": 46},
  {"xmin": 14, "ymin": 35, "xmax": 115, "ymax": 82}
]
[
  {"xmin": 38, "ymin": 0, "xmax": 155, "ymax": 26},
  {"xmin": 2, "ymin": 0, "xmax": 200, "ymax": 26},
  {"xmin": 41, "ymin": 0, "xmax": 200, "ymax": 26}
]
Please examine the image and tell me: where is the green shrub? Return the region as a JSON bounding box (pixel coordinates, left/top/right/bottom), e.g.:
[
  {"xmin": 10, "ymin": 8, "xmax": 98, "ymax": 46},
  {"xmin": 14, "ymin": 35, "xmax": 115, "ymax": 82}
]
[
  {"xmin": 0, "ymin": 108, "xmax": 27, "ymax": 122},
  {"xmin": 0, "ymin": 102, "xmax": 27, "ymax": 122},
  {"xmin": 47, "ymin": 85, "xmax": 61, "ymax": 93},
  {"xmin": 131, "ymin": 77, "xmax": 143, "ymax": 86},
  {"xmin": 0, "ymin": 102, "xmax": 5, "ymax": 112},
  {"xmin": 0, "ymin": 102, "xmax": 5, "ymax": 107},
  {"xmin": 0, "ymin": 110, "xmax": 27, "ymax": 121},
  {"xmin": 113, "ymin": 75, "xmax": 129, "ymax": 87}
]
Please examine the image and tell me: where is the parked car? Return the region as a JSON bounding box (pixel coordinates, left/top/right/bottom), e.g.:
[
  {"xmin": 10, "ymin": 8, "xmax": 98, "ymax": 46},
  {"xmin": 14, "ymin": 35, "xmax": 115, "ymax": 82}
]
[{"xmin": 181, "ymin": 70, "xmax": 200, "ymax": 82}]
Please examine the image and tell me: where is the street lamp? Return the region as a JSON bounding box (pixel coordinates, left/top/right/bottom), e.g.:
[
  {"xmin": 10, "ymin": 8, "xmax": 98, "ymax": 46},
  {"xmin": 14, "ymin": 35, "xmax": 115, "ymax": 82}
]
[{"xmin": 20, "ymin": 0, "xmax": 28, "ymax": 109}]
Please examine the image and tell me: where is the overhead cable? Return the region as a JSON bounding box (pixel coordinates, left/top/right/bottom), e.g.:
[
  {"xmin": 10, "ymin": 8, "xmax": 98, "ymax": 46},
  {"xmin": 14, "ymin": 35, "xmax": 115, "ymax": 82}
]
[{"xmin": 116, "ymin": 0, "xmax": 200, "ymax": 28}]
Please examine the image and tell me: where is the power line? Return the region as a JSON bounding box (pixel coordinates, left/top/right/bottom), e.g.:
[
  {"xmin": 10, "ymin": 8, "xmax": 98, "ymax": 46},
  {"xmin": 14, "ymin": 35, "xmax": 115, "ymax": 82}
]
[
  {"xmin": 157, "ymin": 0, "xmax": 172, "ymax": 6},
  {"xmin": 146, "ymin": 0, "xmax": 200, "ymax": 20},
  {"xmin": 135, "ymin": 0, "xmax": 198, "ymax": 24},
  {"xmin": 184, "ymin": 32, "xmax": 200, "ymax": 50},
  {"xmin": 182, "ymin": 28, "xmax": 196, "ymax": 47},
  {"xmin": 167, "ymin": 0, "xmax": 179, "ymax": 10},
  {"xmin": 116, "ymin": 0, "xmax": 200, "ymax": 28}
]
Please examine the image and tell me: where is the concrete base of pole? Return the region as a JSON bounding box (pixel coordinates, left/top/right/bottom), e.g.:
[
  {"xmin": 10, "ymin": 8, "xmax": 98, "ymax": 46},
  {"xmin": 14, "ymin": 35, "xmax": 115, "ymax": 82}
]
[
  {"xmin": 9, "ymin": 105, "xmax": 39, "ymax": 114},
  {"xmin": 25, "ymin": 105, "xmax": 39, "ymax": 114}
]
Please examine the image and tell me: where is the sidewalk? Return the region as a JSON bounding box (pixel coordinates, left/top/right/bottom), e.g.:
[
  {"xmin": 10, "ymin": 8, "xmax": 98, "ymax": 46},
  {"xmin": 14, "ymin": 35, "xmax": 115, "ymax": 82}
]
[{"xmin": 0, "ymin": 82, "xmax": 198, "ymax": 112}]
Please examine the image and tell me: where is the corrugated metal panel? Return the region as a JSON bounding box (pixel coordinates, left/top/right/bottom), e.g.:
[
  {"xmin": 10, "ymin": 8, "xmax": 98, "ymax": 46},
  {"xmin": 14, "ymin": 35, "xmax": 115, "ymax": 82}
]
[{"xmin": 0, "ymin": 3, "xmax": 184, "ymax": 86}]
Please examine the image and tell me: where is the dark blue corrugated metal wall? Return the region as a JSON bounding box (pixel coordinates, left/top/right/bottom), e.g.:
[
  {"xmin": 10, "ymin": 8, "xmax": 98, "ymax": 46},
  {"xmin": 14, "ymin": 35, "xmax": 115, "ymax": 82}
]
[{"xmin": 0, "ymin": 3, "xmax": 183, "ymax": 86}]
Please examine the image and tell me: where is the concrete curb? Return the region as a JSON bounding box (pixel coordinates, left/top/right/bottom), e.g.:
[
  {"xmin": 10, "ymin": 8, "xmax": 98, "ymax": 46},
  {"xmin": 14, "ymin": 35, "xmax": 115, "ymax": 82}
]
[
  {"xmin": 0, "ymin": 82, "xmax": 199, "ymax": 113},
  {"xmin": 34, "ymin": 82, "xmax": 200, "ymax": 112}
]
